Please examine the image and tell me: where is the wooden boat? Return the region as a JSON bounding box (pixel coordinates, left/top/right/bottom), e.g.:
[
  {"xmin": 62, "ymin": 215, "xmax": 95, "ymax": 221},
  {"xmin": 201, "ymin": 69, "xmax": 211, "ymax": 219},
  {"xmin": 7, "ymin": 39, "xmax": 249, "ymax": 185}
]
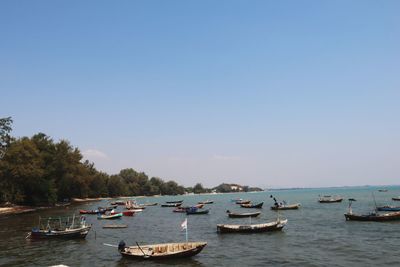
[
  {"xmin": 99, "ymin": 206, "xmax": 118, "ymax": 211},
  {"xmin": 98, "ymin": 213, "xmax": 123, "ymax": 220},
  {"xmin": 103, "ymin": 224, "xmax": 128, "ymax": 229},
  {"xmin": 186, "ymin": 208, "xmax": 209, "ymax": 215},
  {"xmin": 376, "ymin": 206, "xmax": 400, "ymax": 212},
  {"xmin": 236, "ymin": 200, "xmax": 251, "ymax": 205},
  {"xmin": 345, "ymin": 211, "xmax": 400, "ymax": 221},
  {"xmin": 198, "ymin": 200, "xmax": 213, "ymax": 204},
  {"xmin": 271, "ymin": 203, "xmax": 300, "ymax": 210},
  {"xmin": 227, "ymin": 211, "xmax": 261, "ymax": 218},
  {"xmin": 217, "ymin": 218, "xmax": 287, "ymax": 233},
  {"xmin": 166, "ymin": 200, "xmax": 183, "ymax": 204},
  {"xmin": 392, "ymin": 197, "xmax": 400, "ymax": 201},
  {"xmin": 118, "ymin": 241, "xmax": 207, "ymax": 259},
  {"xmin": 27, "ymin": 215, "xmax": 91, "ymax": 239},
  {"xmin": 318, "ymin": 195, "xmax": 343, "ymax": 203},
  {"xmin": 79, "ymin": 209, "xmax": 106, "ymax": 214},
  {"xmin": 240, "ymin": 202, "xmax": 264, "ymax": 209},
  {"xmin": 161, "ymin": 203, "xmax": 182, "ymax": 207},
  {"xmin": 122, "ymin": 210, "xmax": 135, "ymax": 216},
  {"xmin": 344, "ymin": 198, "xmax": 400, "ymax": 221},
  {"xmin": 173, "ymin": 207, "xmax": 187, "ymax": 213}
]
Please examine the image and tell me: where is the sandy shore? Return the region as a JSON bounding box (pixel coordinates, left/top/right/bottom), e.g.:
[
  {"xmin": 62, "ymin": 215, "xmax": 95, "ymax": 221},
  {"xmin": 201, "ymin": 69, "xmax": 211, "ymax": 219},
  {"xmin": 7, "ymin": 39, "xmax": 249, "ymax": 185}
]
[{"xmin": 0, "ymin": 206, "xmax": 39, "ymax": 216}]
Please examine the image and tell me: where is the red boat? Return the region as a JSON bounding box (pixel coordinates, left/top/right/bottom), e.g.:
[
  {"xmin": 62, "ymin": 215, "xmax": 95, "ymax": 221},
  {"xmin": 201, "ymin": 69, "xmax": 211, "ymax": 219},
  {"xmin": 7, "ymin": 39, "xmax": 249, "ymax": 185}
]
[{"xmin": 111, "ymin": 210, "xmax": 135, "ymax": 216}]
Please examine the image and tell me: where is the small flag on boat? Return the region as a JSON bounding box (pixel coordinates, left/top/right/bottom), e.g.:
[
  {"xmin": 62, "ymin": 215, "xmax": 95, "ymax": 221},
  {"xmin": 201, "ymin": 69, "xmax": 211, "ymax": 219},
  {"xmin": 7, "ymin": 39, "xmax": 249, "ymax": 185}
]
[{"xmin": 181, "ymin": 218, "xmax": 187, "ymax": 231}]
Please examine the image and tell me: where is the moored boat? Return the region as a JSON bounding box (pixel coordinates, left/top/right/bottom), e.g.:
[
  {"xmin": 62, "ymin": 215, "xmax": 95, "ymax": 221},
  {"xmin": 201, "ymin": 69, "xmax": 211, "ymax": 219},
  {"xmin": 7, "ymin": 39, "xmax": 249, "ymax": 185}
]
[
  {"xmin": 140, "ymin": 202, "xmax": 158, "ymax": 206},
  {"xmin": 186, "ymin": 207, "xmax": 209, "ymax": 215},
  {"xmin": 344, "ymin": 198, "xmax": 400, "ymax": 221},
  {"xmin": 103, "ymin": 224, "xmax": 128, "ymax": 229},
  {"xmin": 217, "ymin": 218, "xmax": 287, "ymax": 233},
  {"xmin": 166, "ymin": 200, "xmax": 183, "ymax": 204},
  {"xmin": 240, "ymin": 202, "xmax": 263, "ymax": 209},
  {"xmin": 376, "ymin": 205, "xmax": 400, "ymax": 212},
  {"xmin": 236, "ymin": 200, "xmax": 251, "ymax": 205},
  {"xmin": 318, "ymin": 195, "xmax": 343, "ymax": 203},
  {"xmin": 118, "ymin": 241, "xmax": 207, "ymax": 260},
  {"xmin": 198, "ymin": 200, "xmax": 213, "ymax": 204},
  {"xmin": 271, "ymin": 203, "xmax": 300, "ymax": 210},
  {"xmin": 392, "ymin": 197, "xmax": 400, "ymax": 201},
  {"xmin": 98, "ymin": 213, "xmax": 123, "ymax": 220},
  {"xmin": 27, "ymin": 215, "xmax": 91, "ymax": 239},
  {"xmin": 161, "ymin": 203, "xmax": 182, "ymax": 207},
  {"xmin": 79, "ymin": 209, "xmax": 106, "ymax": 215},
  {"xmin": 226, "ymin": 210, "xmax": 261, "ymax": 218}
]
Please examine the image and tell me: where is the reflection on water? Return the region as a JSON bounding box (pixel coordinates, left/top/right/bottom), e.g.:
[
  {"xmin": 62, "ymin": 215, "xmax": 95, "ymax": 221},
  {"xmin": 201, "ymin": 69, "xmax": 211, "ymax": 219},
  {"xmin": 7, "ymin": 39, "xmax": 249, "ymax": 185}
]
[{"xmin": 1, "ymin": 186, "xmax": 400, "ymax": 266}]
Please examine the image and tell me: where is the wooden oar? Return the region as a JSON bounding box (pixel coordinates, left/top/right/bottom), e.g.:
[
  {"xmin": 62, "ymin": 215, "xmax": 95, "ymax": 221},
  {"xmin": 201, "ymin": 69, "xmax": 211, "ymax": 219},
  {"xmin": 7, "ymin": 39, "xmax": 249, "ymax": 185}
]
[{"xmin": 136, "ymin": 242, "xmax": 150, "ymax": 259}]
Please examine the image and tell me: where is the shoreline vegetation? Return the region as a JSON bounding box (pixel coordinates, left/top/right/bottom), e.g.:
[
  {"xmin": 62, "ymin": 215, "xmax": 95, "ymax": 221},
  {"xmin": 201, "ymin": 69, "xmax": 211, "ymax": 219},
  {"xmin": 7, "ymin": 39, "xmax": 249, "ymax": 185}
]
[{"xmin": 0, "ymin": 117, "xmax": 262, "ymax": 214}]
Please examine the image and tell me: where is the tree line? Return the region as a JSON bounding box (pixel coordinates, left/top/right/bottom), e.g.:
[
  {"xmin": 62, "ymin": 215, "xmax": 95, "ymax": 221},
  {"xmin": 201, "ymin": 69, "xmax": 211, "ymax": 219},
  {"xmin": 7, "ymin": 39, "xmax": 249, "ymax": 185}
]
[{"xmin": 0, "ymin": 117, "xmax": 185, "ymax": 205}]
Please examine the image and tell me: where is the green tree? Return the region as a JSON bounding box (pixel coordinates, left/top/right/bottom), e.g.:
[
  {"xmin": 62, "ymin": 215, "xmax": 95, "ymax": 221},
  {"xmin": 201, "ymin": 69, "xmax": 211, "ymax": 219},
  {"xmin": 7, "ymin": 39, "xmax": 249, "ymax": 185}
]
[
  {"xmin": 193, "ymin": 183, "xmax": 205, "ymax": 194},
  {"xmin": 0, "ymin": 116, "xmax": 13, "ymax": 158}
]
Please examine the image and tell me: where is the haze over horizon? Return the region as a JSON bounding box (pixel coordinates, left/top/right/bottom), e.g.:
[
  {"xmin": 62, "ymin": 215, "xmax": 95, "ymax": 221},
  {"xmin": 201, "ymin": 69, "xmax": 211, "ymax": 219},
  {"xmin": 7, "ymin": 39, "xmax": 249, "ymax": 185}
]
[{"xmin": 1, "ymin": 1, "xmax": 399, "ymax": 188}]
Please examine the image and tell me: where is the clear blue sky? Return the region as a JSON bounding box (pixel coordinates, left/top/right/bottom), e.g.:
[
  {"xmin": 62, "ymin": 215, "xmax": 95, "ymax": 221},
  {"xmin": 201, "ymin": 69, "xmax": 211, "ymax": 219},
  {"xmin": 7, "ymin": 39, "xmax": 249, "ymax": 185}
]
[{"xmin": 1, "ymin": 1, "xmax": 399, "ymax": 188}]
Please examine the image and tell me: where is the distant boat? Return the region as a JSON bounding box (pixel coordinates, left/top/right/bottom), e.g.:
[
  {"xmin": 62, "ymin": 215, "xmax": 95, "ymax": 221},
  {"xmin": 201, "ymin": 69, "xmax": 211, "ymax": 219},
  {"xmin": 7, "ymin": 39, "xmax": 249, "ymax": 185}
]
[
  {"xmin": 376, "ymin": 206, "xmax": 400, "ymax": 212},
  {"xmin": 161, "ymin": 203, "xmax": 182, "ymax": 207},
  {"xmin": 217, "ymin": 218, "xmax": 287, "ymax": 233},
  {"xmin": 98, "ymin": 213, "xmax": 123, "ymax": 220},
  {"xmin": 112, "ymin": 210, "xmax": 135, "ymax": 216},
  {"xmin": 79, "ymin": 209, "xmax": 106, "ymax": 215},
  {"xmin": 236, "ymin": 200, "xmax": 251, "ymax": 205},
  {"xmin": 27, "ymin": 215, "xmax": 91, "ymax": 239},
  {"xmin": 165, "ymin": 200, "xmax": 183, "ymax": 204},
  {"xmin": 270, "ymin": 203, "xmax": 300, "ymax": 210},
  {"xmin": 392, "ymin": 197, "xmax": 400, "ymax": 201},
  {"xmin": 378, "ymin": 189, "xmax": 388, "ymax": 192},
  {"xmin": 240, "ymin": 202, "xmax": 263, "ymax": 209},
  {"xmin": 118, "ymin": 241, "xmax": 207, "ymax": 260},
  {"xmin": 198, "ymin": 200, "xmax": 214, "ymax": 204},
  {"xmin": 103, "ymin": 224, "xmax": 128, "ymax": 229},
  {"xmin": 173, "ymin": 204, "xmax": 204, "ymax": 213},
  {"xmin": 318, "ymin": 195, "xmax": 343, "ymax": 203},
  {"xmin": 270, "ymin": 195, "xmax": 300, "ymax": 210},
  {"xmin": 226, "ymin": 210, "xmax": 261, "ymax": 218},
  {"xmin": 110, "ymin": 201, "xmax": 126, "ymax": 205},
  {"xmin": 186, "ymin": 207, "xmax": 209, "ymax": 215}
]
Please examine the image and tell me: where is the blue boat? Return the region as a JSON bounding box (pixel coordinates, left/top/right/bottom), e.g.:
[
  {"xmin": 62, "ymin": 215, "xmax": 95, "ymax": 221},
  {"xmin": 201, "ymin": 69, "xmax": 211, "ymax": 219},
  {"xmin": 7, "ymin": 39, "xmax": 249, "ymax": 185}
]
[
  {"xmin": 186, "ymin": 207, "xmax": 209, "ymax": 215},
  {"xmin": 376, "ymin": 206, "xmax": 400, "ymax": 212}
]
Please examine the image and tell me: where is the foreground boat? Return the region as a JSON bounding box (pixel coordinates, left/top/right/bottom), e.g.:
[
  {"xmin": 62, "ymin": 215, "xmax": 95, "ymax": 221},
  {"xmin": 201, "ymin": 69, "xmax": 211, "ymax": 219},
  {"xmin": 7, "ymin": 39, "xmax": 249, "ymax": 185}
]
[
  {"xmin": 227, "ymin": 210, "xmax": 261, "ymax": 218},
  {"xmin": 217, "ymin": 218, "xmax": 287, "ymax": 233},
  {"xmin": 392, "ymin": 197, "xmax": 400, "ymax": 201},
  {"xmin": 27, "ymin": 215, "xmax": 91, "ymax": 239},
  {"xmin": 240, "ymin": 202, "xmax": 263, "ymax": 209},
  {"xmin": 118, "ymin": 241, "xmax": 207, "ymax": 260},
  {"xmin": 344, "ymin": 198, "xmax": 400, "ymax": 221},
  {"xmin": 318, "ymin": 195, "xmax": 343, "ymax": 203}
]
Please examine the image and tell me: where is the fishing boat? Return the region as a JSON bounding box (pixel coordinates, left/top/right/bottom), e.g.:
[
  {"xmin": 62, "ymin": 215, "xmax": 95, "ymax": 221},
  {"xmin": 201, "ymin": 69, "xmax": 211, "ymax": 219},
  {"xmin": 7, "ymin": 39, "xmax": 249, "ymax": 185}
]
[
  {"xmin": 27, "ymin": 215, "xmax": 91, "ymax": 239},
  {"xmin": 217, "ymin": 218, "xmax": 287, "ymax": 233},
  {"xmin": 98, "ymin": 206, "xmax": 118, "ymax": 211},
  {"xmin": 271, "ymin": 203, "xmax": 300, "ymax": 210},
  {"xmin": 376, "ymin": 206, "xmax": 400, "ymax": 212},
  {"xmin": 110, "ymin": 200, "xmax": 126, "ymax": 206},
  {"xmin": 103, "ymin": 224, "xmax": 128, "ymax": 229},
  {"xmin": 198, "ymin": 200, "xmax": 213, "ymax": 204},
  {"xmin": 161, "ymin": 203, "xmax": 182, "ymax": 207},
  {"xmin": 120, "ymin": 210, "xmax": 135, "ymax": 216},
  {"xmin": 240, "ymin": 202, "xmax": 264, "ymax": 209},
  {"xmin": 226, "ymin": 210, "xmax": 261, "ymax": 218},
  {"xmin": 166, "ymin": 200, "xmax": 183, "ymax": 204},
  {"xmin": 344, "ymin": 198, "xmax": 400, "ymax": 221},
  {"xmin": 126, "ymin": 200, "xmax": 146, "ymax": 210},
  {"xmin": 378, "ymin": 189, "xmax": 388, "ymax": 192},
  {"xmin": 318, "ymin": 195, "xmax": 343, "ymax": 203},
  {"xmin": 392, "ymin": 197, "xmax": 400, "ymax": 201},
  {"xmin": 173, "ymin": 204, "xmax": 203, "ymax": 213},
  {"xmin": 117, "ymin": 241, "xmax": 207, "ymax": 259},
  {"xmin": 98, "ymin": 213, "xmax": 123, "ymax": 220},
  {"xmin": 186, "ymin": 207, "xmax": 209, "ymax": 215},
  {"xmin": 79, "ymin": 209, "xmax": 106, "ymax": 215},
  {"xmin": 236, "ymin": 200, "xmax": 251, "ymax": 205}
]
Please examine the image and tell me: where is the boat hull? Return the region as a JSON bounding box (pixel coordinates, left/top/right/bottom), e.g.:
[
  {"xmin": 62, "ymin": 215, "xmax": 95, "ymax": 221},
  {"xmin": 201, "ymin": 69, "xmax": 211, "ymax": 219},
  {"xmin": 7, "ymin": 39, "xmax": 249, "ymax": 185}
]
[
  {"xmin": 29, "ymin": 226, "xmax": 91, "ymax": 239},
  {"xmin": 228, "ymin": 212, "xmax": 261, "ymax": 218},
  {"xmin": 344, "ymin": 212, "xmax": 400, "ymax": 221},
  {"xmin": 217, "ymin": 219, "xmax": 287, "ymax": 233},
  {"xmin": 119, "ymin": 242, "xmax": 207, "ymax": 260},
  {"xmin": 271, "ymin": 204, "xmax": 300, "ymax": 210},
  {"xmin": 240, "ymin": 202, "xmax": 263, "ymax": 209}
]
